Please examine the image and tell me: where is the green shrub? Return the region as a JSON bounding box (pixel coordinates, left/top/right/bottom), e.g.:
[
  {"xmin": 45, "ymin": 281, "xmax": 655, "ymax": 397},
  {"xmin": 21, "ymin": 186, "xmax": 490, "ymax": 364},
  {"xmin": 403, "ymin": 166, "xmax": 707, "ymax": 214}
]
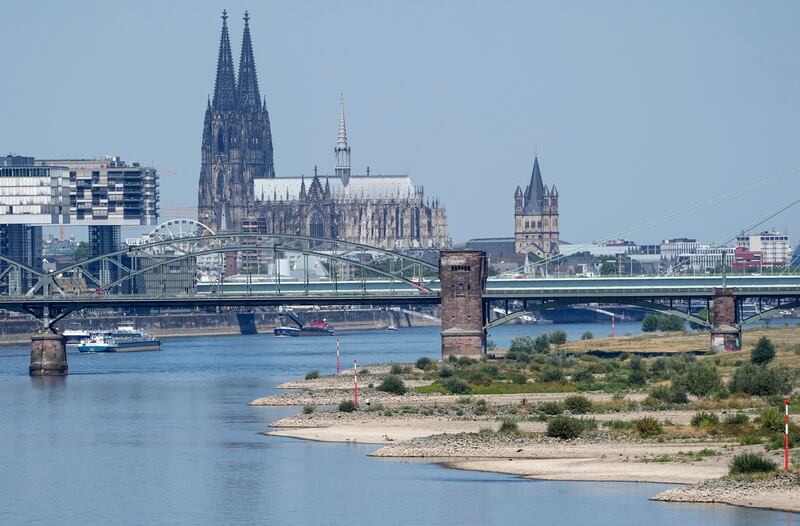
[
  {"xmin": 547, "ymin": 416, "xmax": 584, "ymax": 440},
  {"xmin": 751, "ymin": 336, "xmax": 776, "ymax": 365},
  {"xmin": 302, "ymin": 404, "xmax": 315, "ymax": 414},
  {"xmin": 657, "ymin": 315, "xmax": 685, "ymax": 332},
  {"xmin": 627, "ymin": 369, "xmax": 647, "ymax": 387},
  {"xmin": 724, "ymin": 413, "xmax": 749, "ymax": 426},
  {"xmin": 482, "ymin": 364, "xmax": 500, "ymax": 378},
  {"xmin": 377, "ymin": 375, "xmax": 407, "ymax": 395},
  {"xmin": 498, "ymin": 419, "xmax": 520, "ymax": 435},
  {"xmin": 509, "ymin": 373, "xmax": 528, "ymax": 385},
  {"xmin": 648, "ymin": 383, "xmax": 689, "ymax": 404},
  {"xmin": 642, "ymin": 314, "xmax": 659, "ymax": 332},
  {"xmin": 338, "ymin": 399, "xmax": 357, "ymax": 412},
  {"xmin": 756, "ymin": 406, "xmax": 784, "ymax": 433},
  {"xmin": 604, "ymin": 419, "xmax": 634, "ymax": 431},
  {"xmin": 690, "ymin": 411, "xmax": 720, "ymax": 428},
  {"xmin": 564, "ymin": 395, "xmax": 593, "ymax": 414},
  {"xmin": 458, "ymin": 356, "xmax": 476, "ymax": 366},
  {"xmin": 529, "ymin": 334, "xmax": 549, "ymax": 353},
  {"xmin": 390, "ymin": 363, "xmax": 404, "ymax": 375},
  {"xmin": 539, "ymin": 401, "xmax": 563, "ymax": 415},
  {"xmin": 305, "ymin": 370, "xmax": 320, "ymax": 380},
  {"xmin": 573, "ymin": 368, "xmax": 594, "ymax": 383},
  {"xmin": 539, "ymin": 366, "xmax": 563, "ymax": 383},
  {"xmin": 549, "ymin": 329, "xmax": 567, "ymax": 345},
  {"xmin": 581, "ymin": 331, "xmax": 594, "ymax": 340},
  {"xmin": 448, "ymin": 355, "xmax": 458, "ymax": 363},
  {"xmin": 683, "ymin": 362, "xmax": 721, "ymax": 397},
  {"xmin": 635, "ymin": 417, "xmax": 663, "ymax": 438},
  {"xmin": 509, "ymin": 336, "xmax": 536, "ymax": 355},
  {"xmin": 439, "ymin": 366, "xmax": 454, "ymax": 378},
  {"xmin": 730, "ymin": 364, "xmax": 794, "ymax": 397},
  {"xmin": 442, "ymin": 376, "xmax": 470, "ymax": 394},
  {"xmin": 729, "ymin": 453, "xmax": 776, "ymax": 475},
  {"xmin": 415, "ymin": 357, "xmax": 433, "ymax": 370}
]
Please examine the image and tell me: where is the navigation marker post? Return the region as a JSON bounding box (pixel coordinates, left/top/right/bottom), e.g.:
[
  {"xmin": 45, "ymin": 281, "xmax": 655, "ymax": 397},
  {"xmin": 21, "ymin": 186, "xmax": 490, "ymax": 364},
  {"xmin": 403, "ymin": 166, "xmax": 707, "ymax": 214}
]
[
  {"xmin": 611, "ymin": 316, "xmax": 615, "ymax": 338},
  {"xmin": 353, "ymin": 360, "xmax": 359, "ymax": 407},
  {"xmin": 336, "ymin": 338, "xmax": 340, "ymax": 374},
  {"xmin": 786, "ymin": 399, "xmax": 790, "ymax": 472}
]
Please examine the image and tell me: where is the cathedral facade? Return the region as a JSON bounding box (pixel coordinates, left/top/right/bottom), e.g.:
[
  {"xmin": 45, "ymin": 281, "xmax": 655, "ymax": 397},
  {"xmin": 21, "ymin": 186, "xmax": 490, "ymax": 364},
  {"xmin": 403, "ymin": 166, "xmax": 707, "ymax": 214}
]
[
  {"xmin": 198, "ymin": 11, "xmax": 275, "ymax": 233},
  {"xmin": 198, "ymin": 12, "xmax": 449, "ymax": 250},
  {"xmin": 514, "ymin": 157, "xmax": 559, "ymax": 259}
]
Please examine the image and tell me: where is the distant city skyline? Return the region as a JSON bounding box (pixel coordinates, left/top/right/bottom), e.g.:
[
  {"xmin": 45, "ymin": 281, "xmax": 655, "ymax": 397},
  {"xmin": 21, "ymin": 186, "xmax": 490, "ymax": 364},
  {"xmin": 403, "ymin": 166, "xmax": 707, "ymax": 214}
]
[{"xmin": 2, "ymin": 0, "xmax": 799, "ymax": 244}]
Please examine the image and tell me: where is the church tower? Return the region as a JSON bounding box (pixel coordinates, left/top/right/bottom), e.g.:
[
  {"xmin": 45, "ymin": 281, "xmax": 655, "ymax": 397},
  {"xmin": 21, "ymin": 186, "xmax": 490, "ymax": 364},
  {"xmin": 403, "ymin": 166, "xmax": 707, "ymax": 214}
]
[
  {"xmin": 514, "ymin": 156, "xmax": 560, "ymax": 259},
  {"xmin": 199, "ymin": 11, "xmax": 275, "ymax": 233}
]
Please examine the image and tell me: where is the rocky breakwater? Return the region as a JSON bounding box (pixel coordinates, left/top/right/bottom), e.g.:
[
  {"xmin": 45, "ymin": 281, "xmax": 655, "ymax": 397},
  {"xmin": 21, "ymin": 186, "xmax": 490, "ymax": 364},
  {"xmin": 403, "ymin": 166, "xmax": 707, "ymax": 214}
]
[{"xmin": 652, "ymin": 472, "xmax": 800, "ymax": 513}]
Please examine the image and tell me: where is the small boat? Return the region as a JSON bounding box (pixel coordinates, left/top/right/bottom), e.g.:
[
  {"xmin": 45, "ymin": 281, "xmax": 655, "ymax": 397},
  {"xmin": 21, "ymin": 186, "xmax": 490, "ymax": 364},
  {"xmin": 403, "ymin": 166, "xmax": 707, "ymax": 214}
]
[
  {"xmin": 274, "ymin": 326, "xmax": 301, "ymax": 337},
  {"xmin": 300, "ymin": 320, "xmax": 335, "ymax": 336},
  {"xmin": 77, "ymin": 326, "xmax": 160, "ymax": 353},
  {"xmin": 386, "ymin": 324, "xmax": 398, "ymax": 331}
]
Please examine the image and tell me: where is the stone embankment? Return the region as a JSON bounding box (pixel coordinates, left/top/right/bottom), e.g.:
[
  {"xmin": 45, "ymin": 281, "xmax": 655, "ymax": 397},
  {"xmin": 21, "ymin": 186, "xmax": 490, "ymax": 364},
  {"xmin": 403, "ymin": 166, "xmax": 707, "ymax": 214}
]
[{"xmin": 652, "ymin": 472, "xmax": 800, "ymax": 513}]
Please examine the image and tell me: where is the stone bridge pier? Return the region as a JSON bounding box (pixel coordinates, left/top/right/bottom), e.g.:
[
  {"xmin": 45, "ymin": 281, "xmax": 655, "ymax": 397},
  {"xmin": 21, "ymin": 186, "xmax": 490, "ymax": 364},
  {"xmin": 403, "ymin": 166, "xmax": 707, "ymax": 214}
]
[
  {"xmin": 710, "ymin": 288, "xmax": 741, "ymax": 352},
  {"xmin": 439, "ymin": 250, "xmax": 488, "ymax": 358},
  {"xmin": 30, "ymin": 331, "xmax": 68, "ymax": 376}
]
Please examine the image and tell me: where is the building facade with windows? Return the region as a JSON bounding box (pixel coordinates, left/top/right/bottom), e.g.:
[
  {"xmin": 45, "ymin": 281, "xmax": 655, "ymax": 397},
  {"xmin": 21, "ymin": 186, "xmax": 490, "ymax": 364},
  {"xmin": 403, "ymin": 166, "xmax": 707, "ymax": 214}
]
[{"xmin": 736, "ymin": 231, "xmax": 791, "ymax": 267}]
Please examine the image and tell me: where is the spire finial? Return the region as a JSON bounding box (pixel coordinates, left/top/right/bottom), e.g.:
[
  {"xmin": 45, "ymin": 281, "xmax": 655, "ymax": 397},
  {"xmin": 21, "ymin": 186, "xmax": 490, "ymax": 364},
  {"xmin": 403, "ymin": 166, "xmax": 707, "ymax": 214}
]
[
  {"xmin": 222, "ymin": 10, "xmax": 228, "ymax": 22},
  {"xmin": 335, "ymin": 93, "xmax": 351, "ymax": 184},
  {"xmin": 244, "ymin": 10, "xmax": 249, "ymax": 23}
]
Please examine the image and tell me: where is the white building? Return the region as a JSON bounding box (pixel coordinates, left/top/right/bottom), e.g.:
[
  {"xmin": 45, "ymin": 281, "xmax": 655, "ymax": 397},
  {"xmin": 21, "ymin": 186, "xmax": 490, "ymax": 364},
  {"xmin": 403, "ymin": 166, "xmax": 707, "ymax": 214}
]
[
  {"xmin": 0, "ymin": 155, "xmax": 70, "ymax": 225},
  {"xmin": 736, "ymin": 231, "xmax": 791, "ymax": 266},
  {"xmin": 660, "ymin": 238, "xmax": 699, "ymax": 261}
]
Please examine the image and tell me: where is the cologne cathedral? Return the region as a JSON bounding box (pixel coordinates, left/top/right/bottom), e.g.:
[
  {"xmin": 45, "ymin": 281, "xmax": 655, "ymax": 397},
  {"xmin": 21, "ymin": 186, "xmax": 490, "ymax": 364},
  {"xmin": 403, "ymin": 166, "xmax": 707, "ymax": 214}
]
[{"xmin": 198, "ymin": 12, "xmax": 450, "ymax": 250}]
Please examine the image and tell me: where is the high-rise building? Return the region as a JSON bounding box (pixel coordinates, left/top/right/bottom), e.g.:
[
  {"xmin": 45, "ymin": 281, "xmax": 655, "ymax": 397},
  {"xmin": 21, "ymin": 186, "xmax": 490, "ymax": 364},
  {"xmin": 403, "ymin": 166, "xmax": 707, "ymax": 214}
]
[
  {"xmin": 514, "ymin": 157, "xmax": 559, "ymax": 259},
  {"xmin": 198, "ymin": 11, "xmax": 275, "ymax": 233},
  {"xmin": 736, "ymin": 231, "xmax": 791, "ymax": 267}
]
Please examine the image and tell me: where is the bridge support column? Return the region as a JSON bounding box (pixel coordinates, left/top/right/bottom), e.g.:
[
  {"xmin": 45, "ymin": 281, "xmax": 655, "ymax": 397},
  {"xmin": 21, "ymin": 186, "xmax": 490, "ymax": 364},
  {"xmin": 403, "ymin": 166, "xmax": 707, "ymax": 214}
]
[
  {"xmin": 440, "ymin": 250, "xmax": 487, "ymax": 358},
  {"xmin": 30, "ymin": 331, "xmax": 68, "ymax": 376},
  {"xmin": 710, "ymin": 288, "xmax": 741, "ymax": 352}
]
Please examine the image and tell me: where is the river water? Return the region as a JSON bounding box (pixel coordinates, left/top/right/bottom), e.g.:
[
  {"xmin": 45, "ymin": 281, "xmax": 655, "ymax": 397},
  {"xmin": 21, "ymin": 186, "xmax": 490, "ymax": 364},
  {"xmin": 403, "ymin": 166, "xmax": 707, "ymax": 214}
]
[{"xmin": 0, "ymin": 322, "xmax": 796, "ymax": 525}]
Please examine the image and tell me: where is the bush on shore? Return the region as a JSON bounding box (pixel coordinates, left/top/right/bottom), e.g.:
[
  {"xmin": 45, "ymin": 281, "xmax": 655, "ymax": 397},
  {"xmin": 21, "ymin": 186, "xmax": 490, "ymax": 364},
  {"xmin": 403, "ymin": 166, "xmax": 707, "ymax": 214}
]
[
  {"xmin": 546, "ymin": 416, "xmax": 585, "ymax": 440},
  {"xmin": 415, "ymin": 357, "xmax": 433, "ymax": 370},
  {"xmin": 751, "ymin": 336, "xmax": 776, "ymax": 365},
  {"xmin": 635, "ymin": 417, "xmax": 663, "ymax": 438},
  {"xmin": 338, "ymin": 399, "xmax": 357, "ymax": 412},
  {"xmin": 729, "ymin": 363, "xmax": 794, "ymax": 397},
  {"xmin": 498, "ymin": 419, "xmax": 521, "ymax": 435},
  {"xmin": 442, "ymin": 376, "xmax": 470, "ymax": 394},
  {"xmin": 377, "ymin": 375, "xmax": 407, "ymax": 395},
  {"xmin": 563, "ymin": 395, "xmax": 593, "ymax": 414},
  {"xmin": 302, "ymin": 404, "xmax": 315, "ymax": 414},
  {"xmin": 305, "ymin": 370, "xmax": 320, "ymax": 380},
  {"xmin": 690, "ymin": 411, "xmax": 720, "ymax": 428},
  {"xmin": 729, "ymin": 452, "xmax": 776, "ymax": 475}
]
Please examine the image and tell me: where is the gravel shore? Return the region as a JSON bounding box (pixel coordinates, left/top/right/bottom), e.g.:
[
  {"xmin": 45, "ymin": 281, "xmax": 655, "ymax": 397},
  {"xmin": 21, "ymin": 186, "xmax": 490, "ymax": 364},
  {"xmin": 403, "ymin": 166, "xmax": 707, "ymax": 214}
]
[{"xmin": 652, "ymin": 472, "xmax": 800, "ymax": 513}]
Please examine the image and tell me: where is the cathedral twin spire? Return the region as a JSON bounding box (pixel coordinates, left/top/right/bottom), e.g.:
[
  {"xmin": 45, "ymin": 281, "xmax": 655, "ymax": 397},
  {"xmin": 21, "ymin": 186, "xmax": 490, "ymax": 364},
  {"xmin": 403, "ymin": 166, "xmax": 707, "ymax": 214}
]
[{"xmin": 212, "ymin": 10, "xmax": 262, "ymax": 112}]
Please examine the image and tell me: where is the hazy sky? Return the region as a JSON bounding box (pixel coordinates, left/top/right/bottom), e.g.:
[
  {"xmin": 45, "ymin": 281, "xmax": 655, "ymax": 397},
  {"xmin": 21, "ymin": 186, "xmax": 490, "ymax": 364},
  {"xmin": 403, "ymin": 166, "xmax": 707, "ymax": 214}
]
[{"xmin": 2, "ymin": 1, "xmax": 799, "ymax": 245}]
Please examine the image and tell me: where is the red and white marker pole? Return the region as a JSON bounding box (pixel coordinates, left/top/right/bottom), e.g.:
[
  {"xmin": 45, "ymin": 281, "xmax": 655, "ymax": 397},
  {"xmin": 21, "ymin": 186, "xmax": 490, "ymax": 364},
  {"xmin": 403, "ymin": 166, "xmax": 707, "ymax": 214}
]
[
  {"xmin": 353, "ymin": 360, "xmax": 359, "ymax": 407},
  {"xmin": 336, "ymin": 338, "xmax": 340, "ymax": 375},
  {"xmin": 611, "ymin": 316, "xmax": 615, "ymax": 337},
  {"xmin": 785, "ymin": 399, "xmax": 790, "ymax": 472}
]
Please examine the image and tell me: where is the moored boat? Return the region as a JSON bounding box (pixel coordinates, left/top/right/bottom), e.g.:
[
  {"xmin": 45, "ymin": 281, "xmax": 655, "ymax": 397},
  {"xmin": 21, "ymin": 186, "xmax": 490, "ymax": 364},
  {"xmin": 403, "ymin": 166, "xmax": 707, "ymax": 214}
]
[{"xmin": 77, "ymin": 326, "xmax": 160, "ymax": 353}]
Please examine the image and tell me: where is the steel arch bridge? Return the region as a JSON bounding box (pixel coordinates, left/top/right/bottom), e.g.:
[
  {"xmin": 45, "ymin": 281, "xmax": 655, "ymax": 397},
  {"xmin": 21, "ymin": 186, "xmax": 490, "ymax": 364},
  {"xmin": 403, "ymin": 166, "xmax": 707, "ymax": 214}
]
[{"xmin": 3, "ymin": 240, "xmax": 800, "ymax": 332}]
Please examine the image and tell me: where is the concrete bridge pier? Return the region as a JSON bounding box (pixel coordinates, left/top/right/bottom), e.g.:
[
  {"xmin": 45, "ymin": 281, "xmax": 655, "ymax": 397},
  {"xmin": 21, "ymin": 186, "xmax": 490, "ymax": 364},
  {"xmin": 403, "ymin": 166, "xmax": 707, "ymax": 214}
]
[
  {"xmin": 710, "ymin": 288, "xmax": 741, "ymax": 352},
  {"xmin": 439, "ymin": 250, "xmax": 487, "ymax": 358},
  {"xmin": 30, "ymin": 331, "xmax": 68, "ymax": 376}
]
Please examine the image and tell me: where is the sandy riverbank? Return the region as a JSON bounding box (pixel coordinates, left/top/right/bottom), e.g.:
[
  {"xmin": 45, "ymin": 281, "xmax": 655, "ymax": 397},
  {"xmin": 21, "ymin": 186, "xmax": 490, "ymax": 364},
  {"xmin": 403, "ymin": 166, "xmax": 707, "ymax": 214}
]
[{"xmin": 254, "ymin": 362, "xmax": 799, "ymax": 514}]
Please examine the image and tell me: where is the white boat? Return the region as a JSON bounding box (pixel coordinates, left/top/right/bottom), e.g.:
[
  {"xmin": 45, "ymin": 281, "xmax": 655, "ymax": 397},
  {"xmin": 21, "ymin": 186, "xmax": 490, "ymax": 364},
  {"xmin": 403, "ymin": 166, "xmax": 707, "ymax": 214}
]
[
  {"xmin": 386, "ymin": 324, "xmax": 398, "ymax": 331},
  {"xmin": 77, "ymin": 326, "xmax": 160, "ymax": 353}
]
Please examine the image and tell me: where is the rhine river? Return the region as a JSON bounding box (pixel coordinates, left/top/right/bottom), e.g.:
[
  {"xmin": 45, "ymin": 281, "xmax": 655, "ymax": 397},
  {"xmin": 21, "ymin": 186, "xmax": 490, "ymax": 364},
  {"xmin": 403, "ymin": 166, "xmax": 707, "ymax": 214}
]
[{"xmin": 0, "ymin": 322, "xmax": 796, "ymax": 525}]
